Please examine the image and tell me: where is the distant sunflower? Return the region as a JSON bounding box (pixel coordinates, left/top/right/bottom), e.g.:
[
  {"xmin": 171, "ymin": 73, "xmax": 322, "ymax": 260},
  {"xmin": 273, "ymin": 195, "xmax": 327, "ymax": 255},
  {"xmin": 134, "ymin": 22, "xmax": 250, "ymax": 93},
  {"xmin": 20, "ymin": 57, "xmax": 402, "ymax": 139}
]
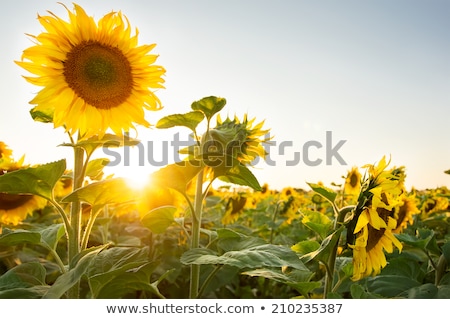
[
  {"xmin": 394, "ymin": 193, "xmax": 419, "ymax": 233},
  {"xmin": 17, "ymin": 3, "xmax": 165, "ymax": 138},
  {"xmin": 0, "ymin": 142, "xmax": 13, "ymax": 159},
  {"xmin": 344, "ymin": 166, "xmax": 361, "ymax": 196}
]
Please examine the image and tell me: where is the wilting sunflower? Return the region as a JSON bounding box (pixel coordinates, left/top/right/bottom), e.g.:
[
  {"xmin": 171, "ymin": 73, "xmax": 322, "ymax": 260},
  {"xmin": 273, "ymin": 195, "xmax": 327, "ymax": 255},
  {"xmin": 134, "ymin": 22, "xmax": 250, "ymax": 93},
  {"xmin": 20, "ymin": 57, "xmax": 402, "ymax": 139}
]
[
  {"xmin": 350, "ymin": 209, "xmax": 402, "ymax": 280},
  {"xmin": 347, "ymin": 156, "xmax": 405, "ymax": 280},
  {"xmin": 344, "ymin": 166, "xmax": 361, "ymax": 196},
  {"xmin": 16, "ymin": 3, "xmax": 165, "ymax": 138}
]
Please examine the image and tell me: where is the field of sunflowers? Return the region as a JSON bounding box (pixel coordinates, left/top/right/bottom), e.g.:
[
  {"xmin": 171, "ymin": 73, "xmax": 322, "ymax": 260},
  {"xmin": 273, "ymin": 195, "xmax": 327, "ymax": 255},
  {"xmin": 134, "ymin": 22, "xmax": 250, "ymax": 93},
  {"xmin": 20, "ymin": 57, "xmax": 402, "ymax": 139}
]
[{"xmin": 1, "ymin": 3, "xmax": 450, "ymax": 299}]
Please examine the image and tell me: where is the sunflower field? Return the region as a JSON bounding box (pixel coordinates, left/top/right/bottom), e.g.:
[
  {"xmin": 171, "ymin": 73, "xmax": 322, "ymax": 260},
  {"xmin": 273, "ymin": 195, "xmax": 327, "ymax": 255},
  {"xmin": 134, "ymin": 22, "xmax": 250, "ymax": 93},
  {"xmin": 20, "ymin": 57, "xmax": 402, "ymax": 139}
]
[{"xmin": 1, "ymin": 3, "xmax": 450, "ymax": 300}]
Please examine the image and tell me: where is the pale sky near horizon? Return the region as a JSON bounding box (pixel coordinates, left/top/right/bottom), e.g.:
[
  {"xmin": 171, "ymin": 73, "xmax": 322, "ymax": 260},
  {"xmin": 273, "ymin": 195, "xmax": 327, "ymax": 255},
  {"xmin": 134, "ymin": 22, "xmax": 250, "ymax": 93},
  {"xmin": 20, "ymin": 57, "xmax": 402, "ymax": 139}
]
[{"xmin": 1, "ymin": 0, "xmax": 449, "ymax": 191}]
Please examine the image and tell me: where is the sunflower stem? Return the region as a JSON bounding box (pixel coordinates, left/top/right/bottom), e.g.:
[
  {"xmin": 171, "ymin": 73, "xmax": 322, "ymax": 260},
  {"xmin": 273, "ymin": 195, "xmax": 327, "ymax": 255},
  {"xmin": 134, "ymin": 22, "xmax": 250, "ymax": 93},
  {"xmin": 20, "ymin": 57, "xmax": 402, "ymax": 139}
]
[
  {"xmin": 324, "ymin": 205, "xmax": 354, "ymax": 298},
  {"xmin": 67, "ymin": 144, "xmax": 85, "ymax": 298},
  {"xmin": 189, "ymin": 169, "xmax": 204, "ymax": 299}
]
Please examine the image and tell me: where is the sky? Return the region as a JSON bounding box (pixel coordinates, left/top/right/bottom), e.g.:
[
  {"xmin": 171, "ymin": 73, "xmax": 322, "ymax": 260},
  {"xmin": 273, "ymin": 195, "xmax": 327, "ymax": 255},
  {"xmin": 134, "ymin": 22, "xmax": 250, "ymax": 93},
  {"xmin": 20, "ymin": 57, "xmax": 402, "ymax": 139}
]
[{"xmin": 1, "ymin": 0, "xmax": 449, "ymax": 191}]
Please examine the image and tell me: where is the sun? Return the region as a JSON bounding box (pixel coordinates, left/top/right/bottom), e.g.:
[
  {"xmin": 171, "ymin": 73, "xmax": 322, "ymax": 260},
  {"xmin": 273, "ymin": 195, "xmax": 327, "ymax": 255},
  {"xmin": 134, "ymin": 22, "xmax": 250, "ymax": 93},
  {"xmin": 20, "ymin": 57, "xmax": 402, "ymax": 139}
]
[{"xmin": 105, "ymin": 165, "xmax": 155, "ymax": 191}]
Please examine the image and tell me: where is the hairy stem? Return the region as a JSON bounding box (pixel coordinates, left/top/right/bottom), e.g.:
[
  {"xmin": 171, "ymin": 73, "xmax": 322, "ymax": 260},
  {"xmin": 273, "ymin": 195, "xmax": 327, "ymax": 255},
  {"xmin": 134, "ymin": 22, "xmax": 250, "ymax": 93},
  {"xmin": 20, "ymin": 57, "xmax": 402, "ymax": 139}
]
[{"xmin": 189, "ymin": 169, "xmax": 204, "ymax": 299}]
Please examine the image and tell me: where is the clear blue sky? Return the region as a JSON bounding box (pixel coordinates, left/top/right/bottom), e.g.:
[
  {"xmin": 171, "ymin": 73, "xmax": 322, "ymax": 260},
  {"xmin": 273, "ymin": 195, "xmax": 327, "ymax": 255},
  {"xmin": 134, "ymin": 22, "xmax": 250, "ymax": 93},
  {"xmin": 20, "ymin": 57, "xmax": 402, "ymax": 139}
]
[{"xmin": 1, "ymin": 0, "xmax": 449, "ymax": 191}]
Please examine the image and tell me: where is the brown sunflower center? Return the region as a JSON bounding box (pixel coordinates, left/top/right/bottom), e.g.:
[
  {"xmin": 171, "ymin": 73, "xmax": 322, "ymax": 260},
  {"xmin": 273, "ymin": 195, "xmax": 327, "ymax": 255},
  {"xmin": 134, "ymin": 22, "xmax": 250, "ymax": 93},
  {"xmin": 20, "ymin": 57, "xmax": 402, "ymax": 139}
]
[
  {"xmin": 63, "ymin": 41, "xmax": 133, "ymax": 110},
  {"xmin": 349, "ymin": 173, "xmax": 359, "ymax": 188},
  {"xmin": 366, "ymin": 207, "xmax": 392, "ymax": 251},
  {"xmin": 0, "ymin": 193, "xmax": 33, "ymax": 210}
]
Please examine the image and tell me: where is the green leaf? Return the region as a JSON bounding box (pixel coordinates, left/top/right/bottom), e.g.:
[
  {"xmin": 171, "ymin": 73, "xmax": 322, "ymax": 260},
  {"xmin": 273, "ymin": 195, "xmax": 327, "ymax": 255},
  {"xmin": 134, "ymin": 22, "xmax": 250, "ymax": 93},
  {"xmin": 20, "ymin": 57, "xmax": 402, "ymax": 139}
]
[
  {"xmin": 181, "ymin": 244, "xmax": 308, "ymax": 271},
  {"xmin": 0, "ymin": 229, "xmax": 41, "ymax": 246},
  {"xmin": 30, "ymin": 106, "xmax": 53, "ymax": 123},
  {"xmin": 398, "ymin": 283, "xmax": 438, "ymax": 299},
  {"xmin": 61, "ymin": 134, "xmax": 140, "ymax": 157},
  {"xmin": 191, "ymin": 96, "xmax": 226, "ymax": 121},
  {"xmin": 0, "ymin": 286, "xmax": 49, "ymax": 299},
  {"xmin": 0, "ymin": 262, "xmax": 47, "ymax": 290},
  {"xmin": 350, "ymin": 283, "xmax": 380, "ymax": 299},
  {"xmin": 156, "ymin": 111, "xmax": 205, "ymax": 131},
  {"xmin": 217, "ymin": 163, "xmax": 261, "ymax": 191},
  {"xmin": 291, "ymin": 240, "xmax": 321, "ymax": 255},
  {"xmin": 0, "ymin": 159, "xmax": 66, "ymax": 200},
  {"xmin": 87, "ymin": 247, "xmax": 156, "ymax": 298},
  {"xmin": 43, "ymin": 245, "xmax": 107, "ymax": 299},
  {"xmin": 307, "ymin": 182, "xmax": 337, "ymax": 204},
  {"xmin": 61, "ymin": 178, "xmax": 135, "ymax": 211},
  {"xmin": 300, "ymin": 209, "xmax": 333, "ymax": 240},
  {"xmin": 442, "ymin": 242, "xmax": 450, "ymax": 264},
  {"xmin": 151, "ymin": 161, "xmax": 203, "ymax": 195},
  {"xmin": 395, "ymin": 228, "xmax": 440, "ymax": 255},
  {"xmin": 301, "ymin": 227, "xmax": 343, "ymax": 264},
  {"xmin": 216, "ymin": 228, "xmax": 266, "ymax": 251},
  {"xmin": 39, "ymin": 224, "xmax": 65, "ymax": 251},
  {"xmin": 367, "ymin": 275, "xmax": 421, "ymax": 297},
  {"xmin": 85, "ymin": 158, "xmax": 110, "ymax": 180},
  {"xmin": 444, "ymin": 169, "xmax": 450, "ymax": 175},
  {"xmin": 0, "ymin": 260, "xmax": 49, "ymax": 298},
  {"xmin": 141, "ymin": 206, "xmax": 177, "ymax": 234}
]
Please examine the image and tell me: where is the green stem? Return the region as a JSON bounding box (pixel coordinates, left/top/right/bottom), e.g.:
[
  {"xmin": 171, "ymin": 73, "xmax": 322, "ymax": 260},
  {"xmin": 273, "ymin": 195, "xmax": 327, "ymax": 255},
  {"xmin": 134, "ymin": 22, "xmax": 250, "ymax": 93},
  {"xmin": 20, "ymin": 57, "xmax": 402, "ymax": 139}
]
[
  {"xmin": 197, "ymin": 265, "xmax": 223, "ymax": 298},
  {"xmin": 324, "ymin": 205, "xmax": 354, "ymax": 298},
  {"xmin": 189, "ymin": 169, "xmax": 204, "ymax": 299},
  {"xmin": 81, "ymin": 209, "xmax": 101, "ymax": 250},
  {"xmin": 67, "ymin": 145, "xmax": 85, "ymax": 298},
  {"xmin": 435, "ymin": 254, "xmax": 448, "ymax": 286},
  {"xmin": 48, "ymin": 198, "xmax": 72, "ymax": 236}
]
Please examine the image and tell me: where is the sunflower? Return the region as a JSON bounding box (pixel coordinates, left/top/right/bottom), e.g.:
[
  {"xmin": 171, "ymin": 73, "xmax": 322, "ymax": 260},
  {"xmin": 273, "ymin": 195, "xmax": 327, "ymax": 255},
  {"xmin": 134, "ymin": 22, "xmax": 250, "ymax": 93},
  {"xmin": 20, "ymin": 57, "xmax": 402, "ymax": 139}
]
[
  {"xmin": 344, "ymin": 166, "xmax": 361, "ymax": 196},
  {"xmin": 350, "ymin": 210, "xmax": 402, "ymax": 280},
  {"xmin": 348, "ymin": 156, "xmax": 405, "ymax": 280},
  {"xmin": 16, "ymin": 3, "xmax": 165, "ymax": 138},
  {"xmin": 0, "ymin": 142, "xmax": 13, "ymax": 160},
  {"xmin": 201, "ymin": 114, "xmax": 270, "ymax": 168},
  {"xmin": 393, "ymin": 193, "xmax": 419, "ymax": 233}
]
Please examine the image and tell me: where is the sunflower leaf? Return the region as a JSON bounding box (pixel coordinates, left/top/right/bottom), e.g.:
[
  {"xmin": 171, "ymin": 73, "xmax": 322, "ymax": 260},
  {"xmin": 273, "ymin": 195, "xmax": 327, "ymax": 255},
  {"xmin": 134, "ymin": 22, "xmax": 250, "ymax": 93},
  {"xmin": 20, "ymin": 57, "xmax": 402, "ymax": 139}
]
[
  {"xmin": 0, "ymin": 159, "xmax": 66, "ymax": 200},
  {"xmin": 156, "ymin": 111, "xmax": 205, "ymax": 132},
  {"xmin": 191, "ymin": 96, "xmax": 226, "ymax": 121},
  {"xmin": 29, "ymin": 107, "xmax": 53, "ymax": 123},
  {"xmin": 85, "ymin": 158, "xmax": 110, "ymax": 181},
  {"xmin": 181, "ymin": 244, "xmax": 308, "ymax": 271},
  {"xmin": 0, "ymin": 229, "xmax": 41, "ymax": 246},
  {"xmin": 151, "ymin": 161, "xmax": 203, "ymax": 195},
  {"xmin": 307, "ymin": 182, "xmax": 337, "ymax": 204},
  {"xmin": 141, "ymin": 206, "xmax": 177, "ymax": 234},
  {"xmin": 61, "ymin": 177, "xmax": 135, "ymax": 211},
  {"xmin": 300, "ymin": 227, "xmax": 344, "ymax": 264},
  {"xmin": 216, "ymin": 164, "xmax": 262, "ymax": 191}
]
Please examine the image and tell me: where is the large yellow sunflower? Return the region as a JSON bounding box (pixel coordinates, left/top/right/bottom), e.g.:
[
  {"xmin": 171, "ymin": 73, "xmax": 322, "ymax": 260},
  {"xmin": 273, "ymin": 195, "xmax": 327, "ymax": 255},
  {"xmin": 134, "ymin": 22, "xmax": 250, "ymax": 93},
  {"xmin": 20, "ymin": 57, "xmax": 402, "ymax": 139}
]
[{"xmin": 16, "ymin": 3, "xmax": 165, "ymax": 138}]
